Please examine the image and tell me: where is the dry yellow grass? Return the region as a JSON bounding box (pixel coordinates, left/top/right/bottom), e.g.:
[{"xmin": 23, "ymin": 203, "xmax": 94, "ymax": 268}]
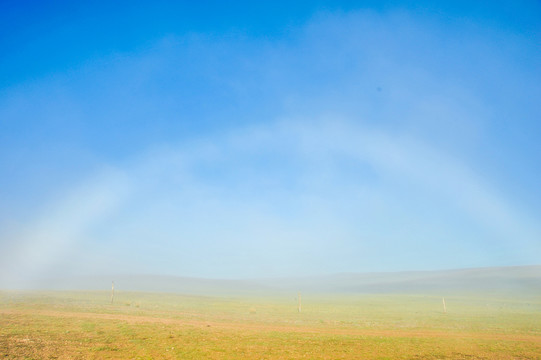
[{"xmin": 1, "ymin": 291, "xmax": 540, "ymax": 359}]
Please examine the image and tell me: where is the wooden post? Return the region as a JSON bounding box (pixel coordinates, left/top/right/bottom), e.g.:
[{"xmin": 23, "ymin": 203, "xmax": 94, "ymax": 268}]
[
  {"xmin": 298, "ymin": 292, "xmax": 302, "ymax": 313},
  {"xmin": 442, "ymin": 297, "xmax": 446, "ymax": 314},
  {"xmin": 111, "ymin": 281, "xmax": 115, "ymax": 304}
]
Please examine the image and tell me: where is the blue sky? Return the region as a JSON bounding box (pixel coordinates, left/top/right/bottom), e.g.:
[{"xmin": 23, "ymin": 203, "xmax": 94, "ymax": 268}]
[{"xmin": 1, "ymin": 1, "xmax": 540, "ymax": 286}]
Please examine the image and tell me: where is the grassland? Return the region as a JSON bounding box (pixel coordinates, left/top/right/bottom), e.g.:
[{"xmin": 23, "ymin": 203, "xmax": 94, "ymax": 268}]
[{"xmin": 1, "ymin": 290, "xmax": 540, "ymax": 359}]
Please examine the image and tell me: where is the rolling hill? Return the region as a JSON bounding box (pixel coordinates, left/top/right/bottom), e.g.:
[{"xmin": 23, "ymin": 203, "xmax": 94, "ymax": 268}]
[{"xmin": 24, "ymin": 265, "xmax": 541, "ymax": 296}]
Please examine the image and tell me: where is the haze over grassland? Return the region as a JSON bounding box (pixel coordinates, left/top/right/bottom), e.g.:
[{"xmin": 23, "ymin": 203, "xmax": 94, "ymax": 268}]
[
  {"xmin": 0, "ymin": 1, "xmax": 540, "ymax": 289},
  {"xmin": 25, "ymin": 266, "xmax": 541, "ymax": 297}
]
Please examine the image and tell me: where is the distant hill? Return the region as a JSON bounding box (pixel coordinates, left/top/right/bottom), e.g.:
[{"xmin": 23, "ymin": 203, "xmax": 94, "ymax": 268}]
[
  {"xmin": 24, "ymin": 265, "xmax": 541, "ymax": 296},
  {"xmin": 266, "ymin": 266, "xmax": 541, "ymax": 295}
]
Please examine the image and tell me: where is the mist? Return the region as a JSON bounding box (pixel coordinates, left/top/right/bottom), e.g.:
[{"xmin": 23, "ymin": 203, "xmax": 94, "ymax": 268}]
[{"xmin": 1, "ymin": 5, "xmax": 540, "ymax": 288}]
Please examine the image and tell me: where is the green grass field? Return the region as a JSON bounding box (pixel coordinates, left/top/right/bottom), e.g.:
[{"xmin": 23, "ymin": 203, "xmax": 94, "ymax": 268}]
[{"xmin": 1, "ymin": 290, "xmax": 540, "ymax": 359}]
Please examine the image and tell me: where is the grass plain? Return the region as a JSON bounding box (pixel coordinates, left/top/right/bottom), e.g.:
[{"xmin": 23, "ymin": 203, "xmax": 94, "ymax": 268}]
[{"xmin": 1, "ymin": 289, "xmax": 540, "ymax": 359}]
